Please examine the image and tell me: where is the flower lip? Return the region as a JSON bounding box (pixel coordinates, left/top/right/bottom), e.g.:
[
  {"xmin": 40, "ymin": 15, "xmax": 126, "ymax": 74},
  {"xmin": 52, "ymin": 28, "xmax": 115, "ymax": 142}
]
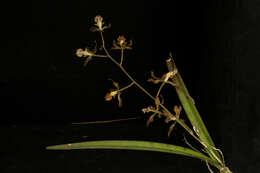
[
  {"xmin": 94, "ymin": 15, "xmax": 104, "ymax": 30},
  {"xmin": 76, "ymin": 48, "xmax": 84, "ymax": 57},
  {"xmin": 117, "ymin": 36, "xmax": 126, "ymax": 45},
  {"xmin": 94, "ymin": 15, "xmax": 103, "ymax": 23},
  {"xmin": 75, "ymin": 48, "xmax": 94, "ymax": 58}
]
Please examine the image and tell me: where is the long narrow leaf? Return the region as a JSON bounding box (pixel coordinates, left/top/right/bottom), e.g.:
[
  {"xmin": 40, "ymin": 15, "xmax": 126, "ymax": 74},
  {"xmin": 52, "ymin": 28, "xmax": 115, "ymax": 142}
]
[
  {"xmin": 166, "ymin": 57, "xmax": 221, "ymax": 161},
  {"xmin": 46, "ymin": 140, "xmax": 221, "ymax": 169}
]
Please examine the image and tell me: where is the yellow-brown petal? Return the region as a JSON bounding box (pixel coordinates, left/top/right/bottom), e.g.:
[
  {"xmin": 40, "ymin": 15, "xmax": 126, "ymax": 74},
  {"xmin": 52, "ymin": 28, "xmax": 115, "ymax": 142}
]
[
  {"xmin": 105, "ymin": 93, "xmax": 113, "ymax": 101},
  {"xmin": 146, "ymin": 113, "xmax": 156, "ymax": 127},
  {"xmin": 168, "ymin": 122, "xmax": 176, "ymax": 137},
  {"xmin": 174, "ymin": 105, "xmax": 182, "ymax": 116},
  {"xmin": 117, "ymin": 93, "xmax": 123, "ymax": 108}
]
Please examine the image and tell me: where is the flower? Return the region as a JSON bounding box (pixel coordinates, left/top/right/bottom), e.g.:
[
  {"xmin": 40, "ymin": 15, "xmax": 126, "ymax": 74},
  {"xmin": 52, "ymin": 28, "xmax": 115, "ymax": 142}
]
[
  {"xmin": 142, "ymin": 96, "xmax": 164, "ymax": 127},
  {"xmin": 174, "ymin": 105, "xmax": 182, "ymax": 117},
  {"xmin": 90, "ymin": 15, "xmax": 111, "ymax": 32},
  {"xmin": 164, "ymin": 105, "xmax": 182, "ymax": 137},
  {"xmin": 112, "ymin": 35, "xmax": 132, "ymax": 50},
  {"xmin": 75, "ymin": 48, "xmax": 96, "ymax": 67},
  {"xmin": 142, "ymin": 106, "xmax": 156, "ymax": 114},
  {"xmin": 94, "ymin": 15, "xmax": 104, "ymax": 30},
  {"xmin": 105, "ymin": 90, "xmax": 118, "ymax": 101},
  {"xmin": 147, "ymin": 70, "xmax": 178, "ymax": 86},
  {"xmin": 164, "ymin": 105, "xmax": 182, "ymax": 123},
  {"xmin": 75, "ymin": 49, "xmax": 84, "ymax": 57},
  {"xmin": 142, "ymin": 102, "xmax": 183, "ymax": 137},
  {"xmin": 75, "ymin": 48, "xmax": 94, "ymax": 58},
  {"xmin": 104, "ymin": 80, "xmax": 123, "ymax": 108},
  {"xmin": 117, "ymin": 36, "xmax": 126, "ymax": 46}
]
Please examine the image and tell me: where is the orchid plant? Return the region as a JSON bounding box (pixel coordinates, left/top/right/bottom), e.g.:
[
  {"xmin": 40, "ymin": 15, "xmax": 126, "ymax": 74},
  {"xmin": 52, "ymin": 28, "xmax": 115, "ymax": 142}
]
[{"xmin": 47, "ymin": 15, "xmax": 233, "ymax": 173}]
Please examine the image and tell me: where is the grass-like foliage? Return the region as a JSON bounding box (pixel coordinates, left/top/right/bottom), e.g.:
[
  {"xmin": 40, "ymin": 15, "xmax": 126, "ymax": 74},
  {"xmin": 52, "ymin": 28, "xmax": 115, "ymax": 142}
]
[{"xmin": 47, "ymin": 15, "xmax": 232, "ymax": 173}]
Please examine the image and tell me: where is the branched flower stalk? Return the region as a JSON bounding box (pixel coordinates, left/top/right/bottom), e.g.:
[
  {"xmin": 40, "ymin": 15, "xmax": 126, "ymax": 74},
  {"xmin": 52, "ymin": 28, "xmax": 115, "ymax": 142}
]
[{"xmin": 47, "ymin": 15, "xmax": 232, "ymax": 173}]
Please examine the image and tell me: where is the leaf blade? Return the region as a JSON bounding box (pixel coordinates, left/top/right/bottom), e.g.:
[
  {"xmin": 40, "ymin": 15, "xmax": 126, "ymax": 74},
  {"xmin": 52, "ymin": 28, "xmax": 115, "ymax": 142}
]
[{"xmin": 46, "ymin": 140, "xmax": 221, "ymax": 169}]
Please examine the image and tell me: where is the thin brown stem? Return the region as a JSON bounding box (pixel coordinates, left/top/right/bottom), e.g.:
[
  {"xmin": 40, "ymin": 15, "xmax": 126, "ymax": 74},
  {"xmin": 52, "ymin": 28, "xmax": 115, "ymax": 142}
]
[
  {"xmin": 120, "ymin": 49, "xmax": 124, "ymax": 65},
  {"xmin": 93, "ymin": 54, "xmax": 108, "ymax": 58},
  {"xmin": 72, "ymin": 116, "xmax": 141, "ymax": 125},
  {"xmin": 145, "ymin": 109, "xmax": 165, "ymax": 116},
  {"xmin": 156, "ymin": 82, "xmax": 166, "ymax": 97},
  {"xmin": 119, "ymin": 82, "xmax": 134, "ymax": 92},
  {"xmin": 183, "ymin": 135, "xmax": 201, "ymax": 153}
]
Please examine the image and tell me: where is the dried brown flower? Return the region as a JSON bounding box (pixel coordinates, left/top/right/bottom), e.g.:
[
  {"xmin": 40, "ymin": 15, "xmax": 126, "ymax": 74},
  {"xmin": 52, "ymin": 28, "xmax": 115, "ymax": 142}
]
[
  {"xmin": 75, "ymin": 48, "xmax": 96, "ymax": 66},
  {"xmin": 147, "ymin": 70, "xmax": 178, "ymax": 86},
  {"xmin": 168, "ymin": 122, "xmax": 177, "ymax": 137},
  {"xmin": 142, "ymin": 106, "xmax": 156, "ymax": 114},
  {"xmin": 117, "ymin": 36, "xmax": 126, "ymax": 46},
  {"xmin": 142, "ymin": 96, "xmax": 165, "ymax": 126},
  {"xmin": 112, "ymin": 36, "xmax": 132, "ymax": 50},
  {"xmin": 146, "ymin": 113, "xmax": 156, "ymax": 127},
  {"xmin": 90, "ymin": 15, "xmax": 111, "ymax": 32},
  {"xmin": 105, "ymin": 90, "xmax": 118, "ymax": 101},
  {"xmin": 104, "ymin": 80, "xmax": 123, "ymax": 108},
  {"xmin": 163, "ymin": 105, "xmax": 182, "ymax": 137},
  {"xmin": 94, "ymin": 15, "xmax": 103, "ymax": 29}
]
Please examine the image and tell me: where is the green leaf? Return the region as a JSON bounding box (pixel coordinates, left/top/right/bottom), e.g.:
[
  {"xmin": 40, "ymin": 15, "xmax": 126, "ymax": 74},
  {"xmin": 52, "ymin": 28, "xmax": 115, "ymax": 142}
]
[
  {"xmin": 46, "ymin": 140, "xmax": 221, "ymax": 169},
  {"xmin": 166, "ymin": 57, "xmax": 221, "ymax": 162}
]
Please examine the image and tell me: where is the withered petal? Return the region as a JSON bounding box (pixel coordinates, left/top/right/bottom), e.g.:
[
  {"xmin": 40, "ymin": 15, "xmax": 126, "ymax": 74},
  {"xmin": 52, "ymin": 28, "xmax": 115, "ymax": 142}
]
[
  {"xmin": 83, "ymin": 56, "xmax": 93, "ymax": 67},
  {"xmin": 150, "ymin": 71, "xmax": 160, "ymax": 80},
  {"xmin": 147, "ymin": 78, "xmax": 161, "ymax": 84},
  {"xmin": 117, "ymin": 93, "xmax": 123, "ymax": 108},
  {"xmin": 146, "ymin": 113, "xmax": 156, "ymax": 127},
  {"xmin": 90, "ymin": 27, "xmax": 99, "ymax": 32},
  {"xmin": 105, "ymin": 93, "xmax": 113, "ymax": 101},
  {"xmin": 112, "ymin": 81, "xmax": 119, "ymax": 89},
  {"xmin": 168, "ymin": 122, "xmax": 177, "ymax": 137},
  {"xmin": 174, "ymin": 105, "xmax": 182, "ymax": 117},
  {"xmin": 102, "ymin": 24, "xmax": 111, "ymax": 30}
]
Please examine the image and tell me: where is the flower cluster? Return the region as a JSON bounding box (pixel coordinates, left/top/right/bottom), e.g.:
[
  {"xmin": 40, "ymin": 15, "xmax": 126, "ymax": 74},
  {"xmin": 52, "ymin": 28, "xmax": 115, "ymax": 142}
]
[
  {"xmin": 72, "ymin": 15, "xmax": 231, "ymax": 173},
  {"xmin": 142, "ymin": 95, "xmax": 183, "ymax": 137},
  {"xmin": 75, "ymin": 15, "xmax": 181, "ymax": 137}
]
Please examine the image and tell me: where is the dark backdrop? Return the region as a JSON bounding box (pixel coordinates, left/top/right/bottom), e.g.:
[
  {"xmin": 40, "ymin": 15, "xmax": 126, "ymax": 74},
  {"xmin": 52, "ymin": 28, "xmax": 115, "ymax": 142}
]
[{"xmin": 1, "ymin": 0, "xmax": 259, "ymax": 173}]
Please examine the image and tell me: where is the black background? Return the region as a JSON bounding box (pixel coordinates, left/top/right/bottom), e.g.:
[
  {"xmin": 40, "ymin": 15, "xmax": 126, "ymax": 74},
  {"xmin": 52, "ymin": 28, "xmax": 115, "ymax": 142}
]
[{"xmin": 1, "ymin": 0, "xmax": 260, "ymax": 173}]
